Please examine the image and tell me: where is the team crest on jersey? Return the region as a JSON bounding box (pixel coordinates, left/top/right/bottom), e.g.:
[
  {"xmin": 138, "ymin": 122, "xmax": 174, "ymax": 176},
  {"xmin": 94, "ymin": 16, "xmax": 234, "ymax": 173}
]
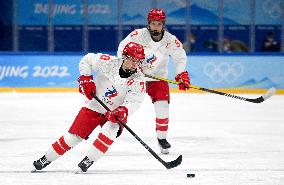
[
  {"xmin": 146, "ymin": 54, "xmax": 157, "ymax": 65},
  {"xmin": 103, "ymin": 86, "xmax": 118, "ymax": 105}
]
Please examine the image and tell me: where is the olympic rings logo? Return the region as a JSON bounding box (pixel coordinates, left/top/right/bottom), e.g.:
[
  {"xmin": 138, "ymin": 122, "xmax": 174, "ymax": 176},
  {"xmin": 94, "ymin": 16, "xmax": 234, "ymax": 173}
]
[
  {"xmin": 203, "ymin": 62, "xmax": 244, "ymax": 83},
  {"xmin": 262, "ymin": 0, "xmax": 283, "ymax": 19}
]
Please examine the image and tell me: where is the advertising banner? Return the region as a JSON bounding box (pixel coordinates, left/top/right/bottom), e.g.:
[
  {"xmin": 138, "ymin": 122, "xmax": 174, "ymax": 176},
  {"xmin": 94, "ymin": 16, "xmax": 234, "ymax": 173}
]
[
  {"xmin": 0, "ymin": 53, "xmax": 283, "ymax": 90},
  {"xmin": 169, "ymin": 55, "xmax": 284, "ymax": 89},
  {"xmin": 0, "ymin": 54, "xmax": 81, "ymax": 87},
  {"xmin": 16, "ymin": 0, "xmax": 282, "ymax": 25}
]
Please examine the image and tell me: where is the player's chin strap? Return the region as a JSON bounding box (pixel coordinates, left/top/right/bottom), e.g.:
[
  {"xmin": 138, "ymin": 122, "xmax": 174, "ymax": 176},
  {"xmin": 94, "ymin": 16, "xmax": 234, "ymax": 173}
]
[
  {"xmin": 91, "ymin": 92, "xmax": 182, "ymax": 169},
  {"xmin": 145, "ymin": 74, "xmax": 276, "ymax": 104}
]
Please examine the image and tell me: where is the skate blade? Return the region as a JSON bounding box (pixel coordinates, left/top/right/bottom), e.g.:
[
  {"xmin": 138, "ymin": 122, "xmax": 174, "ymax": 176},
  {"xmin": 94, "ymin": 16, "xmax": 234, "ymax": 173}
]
[
  {"xmin": 75, "ymin": 167, "xmax": 85, "ymax": 174},
  {"xmin": 31, "ymin": 168, "xmax": 39, "ymax": 173},
  {"xmin": 159, "ymin": 146, "xmax": 169, "ymax": 154}
]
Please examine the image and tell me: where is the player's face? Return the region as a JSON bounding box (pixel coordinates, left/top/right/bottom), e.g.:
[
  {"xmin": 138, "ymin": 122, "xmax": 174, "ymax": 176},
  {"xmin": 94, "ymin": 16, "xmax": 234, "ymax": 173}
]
[
  {"xmin": 148, "ymin": 20, "xmax": 164, "ymax": 35},
  {"xmin": 123, "ymin": 57, "xmax": 142, "ymax": 72}
]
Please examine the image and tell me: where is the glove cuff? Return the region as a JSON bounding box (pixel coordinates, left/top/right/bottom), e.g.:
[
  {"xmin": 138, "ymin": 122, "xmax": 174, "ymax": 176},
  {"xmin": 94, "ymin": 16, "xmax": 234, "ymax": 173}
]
[
  {"xmin": 118, "ymin": 106, "xmax": 128, "ymax": 116},
  {"xmin": 175, "ymin": 71, "xmax": 188, "ymax": 82},
  {"xmin": 78, "ymin": 75, "xmax": 94, "ymax": 83}
]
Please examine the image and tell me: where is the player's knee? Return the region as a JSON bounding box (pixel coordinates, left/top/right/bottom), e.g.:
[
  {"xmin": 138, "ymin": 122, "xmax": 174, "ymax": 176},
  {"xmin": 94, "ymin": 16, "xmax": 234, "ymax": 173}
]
[
  {"xmin": 154, "ymin": 100, "xmax": 169, "ymax": 118},
  {"xmin": 51, "ymin": 133, "xmax": 82, "ymax": 156},
  {"xmin": 64, "ymin": 132, "xmax": 82, "ymax": 147},
  {"xmin": 101, "ymin": 122, "xmax": 120, "ymax": 141}
]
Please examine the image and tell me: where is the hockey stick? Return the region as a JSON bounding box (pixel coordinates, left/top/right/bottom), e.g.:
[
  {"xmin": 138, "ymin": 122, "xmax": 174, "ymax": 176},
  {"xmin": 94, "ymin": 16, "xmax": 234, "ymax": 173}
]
[
  {"xmin": 145, "ymin": 74, "xmax": 276, "ymax": 104},
  {"xmin": 92, "ymin": 93, "xmax": 182, "ymax": 169}
]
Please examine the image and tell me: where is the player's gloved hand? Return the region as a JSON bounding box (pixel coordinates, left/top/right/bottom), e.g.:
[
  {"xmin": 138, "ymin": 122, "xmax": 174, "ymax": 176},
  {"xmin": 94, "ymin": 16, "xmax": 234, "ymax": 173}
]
[
  {"xmin": 175, "ymin": 71, "xmax": 190, "ymax": 91},
  {"xmin": 105, "ymin": 106, "xmax": 128, "ymax": 123},
  {"xmin": 77, "ymin": 75, "xmax": 96, "ymax": 100}
]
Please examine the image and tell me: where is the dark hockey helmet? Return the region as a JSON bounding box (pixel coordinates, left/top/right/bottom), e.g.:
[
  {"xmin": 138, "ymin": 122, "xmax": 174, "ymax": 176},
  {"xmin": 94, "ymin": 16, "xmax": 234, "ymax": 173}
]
[
  {"xmin": 122, "ymin": 42, "xmax": 145, "ymax": 61},
  {"xmin": 147, "ymin": 8, "xmax": 166, "ymax": 23}
]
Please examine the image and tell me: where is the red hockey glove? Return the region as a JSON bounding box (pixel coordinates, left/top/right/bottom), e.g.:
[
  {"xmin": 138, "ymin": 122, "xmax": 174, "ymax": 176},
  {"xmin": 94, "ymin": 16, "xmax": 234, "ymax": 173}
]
[
  {"xmin": 77, "ymin": 75, "xmax": 96, "ymax": 100},
  {"xmin": 105, "ymin": 106, "xmax": 128, "ymax": 124},
  {"xmin": 175, "ymin": 71, "xmax": 190, "ymax": 91}
]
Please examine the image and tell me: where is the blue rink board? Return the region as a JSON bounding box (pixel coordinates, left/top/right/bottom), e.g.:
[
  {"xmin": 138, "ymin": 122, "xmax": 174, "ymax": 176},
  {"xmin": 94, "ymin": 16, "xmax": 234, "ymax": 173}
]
[{"xmin": 0, "ymin": 53, "xmax": 283, "ymax": 89}]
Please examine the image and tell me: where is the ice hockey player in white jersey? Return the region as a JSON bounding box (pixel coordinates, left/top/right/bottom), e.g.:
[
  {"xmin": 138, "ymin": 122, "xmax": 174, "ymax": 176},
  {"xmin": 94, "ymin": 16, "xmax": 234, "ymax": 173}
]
[
  {"xmin": 32, "ymin": 42, "xmax": 146, "ymax": 172},
  {"xmin": 118, "ymin": 9, "xmax": 190, "ymax": 154}
]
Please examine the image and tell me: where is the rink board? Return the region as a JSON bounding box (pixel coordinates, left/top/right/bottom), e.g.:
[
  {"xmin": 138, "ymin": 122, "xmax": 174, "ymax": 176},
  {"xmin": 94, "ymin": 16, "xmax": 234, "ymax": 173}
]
[{"xmin": 0, "ymin": 53, "xmax": 283, "ymax": 94}]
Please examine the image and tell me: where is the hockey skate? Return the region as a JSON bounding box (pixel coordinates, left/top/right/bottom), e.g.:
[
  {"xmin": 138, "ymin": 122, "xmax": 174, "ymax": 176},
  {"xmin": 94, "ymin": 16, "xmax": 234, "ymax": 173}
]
[
  {"xmin": 31, "ymin": 155, "xmax": 51, "ymax": 172},
  {"xmin": 76, "ymin": 156, "xmax": 94, "ymax": 173},
  {"xmin": 158, "ymin": 138, "xmax": 171, "ymax": 154}
]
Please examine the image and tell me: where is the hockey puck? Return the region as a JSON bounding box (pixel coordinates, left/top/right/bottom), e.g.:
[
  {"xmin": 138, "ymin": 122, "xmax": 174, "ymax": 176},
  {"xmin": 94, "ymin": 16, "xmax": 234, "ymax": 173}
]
[{"xmin": 187, "ymin": 173, "xmax": 195, "ymax": 178}]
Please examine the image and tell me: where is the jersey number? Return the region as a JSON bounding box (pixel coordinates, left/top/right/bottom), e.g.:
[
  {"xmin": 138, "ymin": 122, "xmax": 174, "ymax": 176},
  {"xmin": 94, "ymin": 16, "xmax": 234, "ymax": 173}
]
[
  {"xmin": 140, "ymin": 82, "xmax": 145, "ymax": 92},
  {"xmin": 100, "ymin": 54, "xmax": 111, "ymax": 60}
]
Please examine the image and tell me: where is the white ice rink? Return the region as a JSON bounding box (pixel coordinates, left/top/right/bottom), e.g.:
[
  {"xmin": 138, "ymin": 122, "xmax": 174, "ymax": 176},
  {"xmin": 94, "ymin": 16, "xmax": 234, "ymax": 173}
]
[{"xmin": 0, "ymin": 92, "xmax": 283, "ymax": 185}]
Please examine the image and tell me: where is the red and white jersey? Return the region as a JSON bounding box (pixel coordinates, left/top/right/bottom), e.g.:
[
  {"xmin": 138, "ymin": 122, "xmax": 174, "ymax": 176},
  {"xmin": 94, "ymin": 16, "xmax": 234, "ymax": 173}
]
[
  {"xmin": 117, "ymin": 28, "xmax": 187, "ymax": 81},
  {"xmin": 79, "ymin": 53, "xmax": 146, "ymax": 115}
]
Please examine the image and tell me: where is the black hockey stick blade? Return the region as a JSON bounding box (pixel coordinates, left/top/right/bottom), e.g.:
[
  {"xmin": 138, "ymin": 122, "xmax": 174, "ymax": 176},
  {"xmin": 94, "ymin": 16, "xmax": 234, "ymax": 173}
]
[
  {"xmin": 260, "ymin": 87, "xmax": 276, "ymax": 102},
  {"xmin": 245, "ymin": 87, "xmax": 276, "ymax": 103},
  {"xmin": 163, "ymin": 155, "xmax": 182, "ymax": 169}
]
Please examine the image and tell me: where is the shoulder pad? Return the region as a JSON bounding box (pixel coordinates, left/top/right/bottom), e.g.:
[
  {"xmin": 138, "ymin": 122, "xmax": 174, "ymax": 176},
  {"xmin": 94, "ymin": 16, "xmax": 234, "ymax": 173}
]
[{"xmin": 97, "ymin": 53, "xmax": 113, "ymax": 61}]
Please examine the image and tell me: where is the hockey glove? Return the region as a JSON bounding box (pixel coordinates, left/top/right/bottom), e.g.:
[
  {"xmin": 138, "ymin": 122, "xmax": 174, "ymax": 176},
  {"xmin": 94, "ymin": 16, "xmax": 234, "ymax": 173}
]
[
  {"xmin": 105, "ymin": 106, "xmax": 128, "ymax": 124},
  {"xmin": 175, "ymin": 71, "xmax": 190, "ymax": 91},
  {"xmin": 78, "ymin": 75, "xmax": 96, "ymax": 100}
]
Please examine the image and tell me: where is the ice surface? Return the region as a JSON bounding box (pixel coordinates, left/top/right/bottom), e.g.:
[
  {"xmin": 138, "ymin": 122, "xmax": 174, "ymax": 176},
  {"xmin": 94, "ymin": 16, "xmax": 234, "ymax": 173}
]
[{"xmin": 0, "ymin": 92, "xmax": 284, "ymax": 185}]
